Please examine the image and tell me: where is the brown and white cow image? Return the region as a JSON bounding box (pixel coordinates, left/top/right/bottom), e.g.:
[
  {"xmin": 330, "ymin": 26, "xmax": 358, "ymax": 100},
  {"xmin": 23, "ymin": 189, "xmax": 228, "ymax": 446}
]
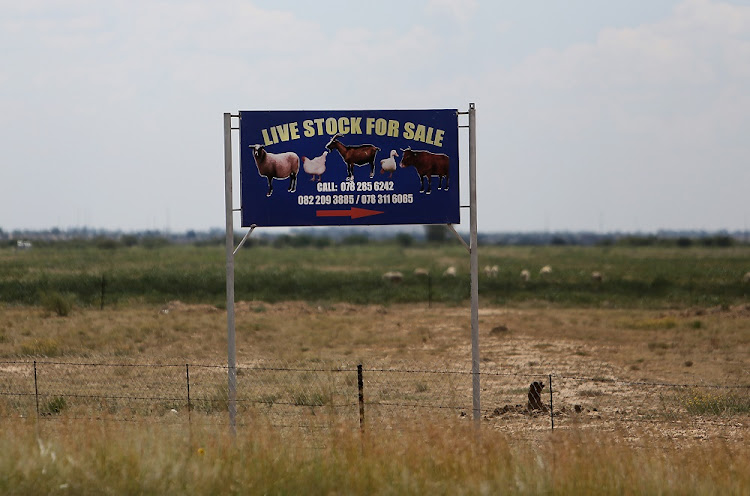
[{"xmin": 398, "ymin": 147, "xmax": 450, "ymax": 194}]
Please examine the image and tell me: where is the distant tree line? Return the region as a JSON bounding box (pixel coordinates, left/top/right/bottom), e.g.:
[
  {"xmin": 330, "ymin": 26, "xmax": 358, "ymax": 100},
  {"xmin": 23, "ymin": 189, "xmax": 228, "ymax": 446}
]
[{"xmin": 2, "ymin": 226, "xmax": 748, "ymax": 249}]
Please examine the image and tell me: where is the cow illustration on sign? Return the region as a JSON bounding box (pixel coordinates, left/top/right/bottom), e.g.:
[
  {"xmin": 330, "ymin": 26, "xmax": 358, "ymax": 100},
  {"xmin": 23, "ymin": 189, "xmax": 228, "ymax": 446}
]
[
  {"xmin": 325, "ymin": 133, "xmax": 380, "ymax": 182},
  {"xmin": 399, "ymin": 147, "xmax": 450, "ymax": 194},
  {"xmin": 250, "ymin": 144, "xmax": 300, "ymax": 196}
]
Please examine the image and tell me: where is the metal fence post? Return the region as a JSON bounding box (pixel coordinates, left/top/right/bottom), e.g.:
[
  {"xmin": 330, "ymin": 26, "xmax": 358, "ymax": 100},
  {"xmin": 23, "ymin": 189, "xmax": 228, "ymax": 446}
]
[
  {"xmin": 32, "ymin": 360, "xmax": 41, "ymax": 439},
  {"xmin": 186, "ymin": 364, "xmax": 192, "ymax": 424},
  {"xmin": 33, "ymin": 360, "xmax": 40, "ymax": 420},
  {"xmin": 427, "ymin": 274, "xmax": 432, "ymax": 308},
  {"xmin": 100, "ymin": 274, "xmax": 106, "ymax": 310},
  {"xmin": 357, "ymin": 364, "xmax": 365, "ymax": 433},
  {"xmin": 549, "ymin": 374, "xmax": 554, "ymax": 430},
  {"xmin": 34, "ymin": 360, "xmax": 39, "ymax": 420}
]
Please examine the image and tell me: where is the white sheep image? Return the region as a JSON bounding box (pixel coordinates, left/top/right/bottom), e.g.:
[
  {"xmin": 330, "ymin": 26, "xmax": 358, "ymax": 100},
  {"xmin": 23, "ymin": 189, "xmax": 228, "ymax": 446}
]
[
  {"xmin": 443, "ymin": 266, "xmax": 457, "ymax": 277},
  {"xmin": 484, "ymin": 265, "xmax": 499, "ymax": 277},
  {"xmin": 520, "ymin": 269, "xmax": 530, "ymax": 282},
  {"xmin": 379, "ymin": 149, "xmax": 398, "ymax": 178},
  {"xmin": 250, "ymin": 144, "xmax": 299, "ymax": 197},
  {"xmin": 382, "ymin": 271, "xmax": 404, "ymax": 283},
  {"xmin": 743, "ymin": 272, "xmax": 750, "ymax": 283},
  {"xmin": 539, "ymin": 265, "xmax": 552, "ymax": 276},
  {"xmin": 591, "ymin": 271, "xmax": 603, "ymax": 282},
  {"xmin": 302, "ymin": 151, "xmax": 328, "ymax": 182},
  {"xmin": 414, "ymin": 268, "xmax": 430, "ymax": 277}
]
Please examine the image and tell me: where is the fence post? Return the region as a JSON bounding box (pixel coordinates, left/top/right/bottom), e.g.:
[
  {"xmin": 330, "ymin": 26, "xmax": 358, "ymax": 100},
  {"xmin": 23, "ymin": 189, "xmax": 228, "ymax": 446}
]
[
  {"xmin": 186, "ymin": 364, "xmax": 192, "ymax": 423},
  {"xmin": 33, "ymin": 361, "xmax": 40, "ymax": 420},
  {"xmin": 427, "ymin": 274, "xmax": 432, "ymax": 308},
  {"xmin": 357, "ymin": 364, "xmax": 365, "ymax": 433},
  {"xmin": 549, "ymin": 374, "xmax": 554, "ymax": 430},
  {"xmin": 100, "ymin": 275, "xmax": 106, "ymax": 310}
]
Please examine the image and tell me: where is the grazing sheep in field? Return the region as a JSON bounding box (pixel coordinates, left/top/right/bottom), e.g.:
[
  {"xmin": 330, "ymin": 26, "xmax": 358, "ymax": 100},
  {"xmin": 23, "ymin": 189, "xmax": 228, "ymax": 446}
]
[
  {"xmin": 743, "ymin": 272, "xmax": 750, "ymax": 283},
  {"xmin": 527, "ymin": 381, "xmax": 547, "ymax": 411},
  {"xmin": 443, "ymin": 266, "xmax": 457, "ymax": 277},
  {"xmin": 302, "ymin": 151, "xmax": 328, "ymax": 181},
  {"xmin": 484, "ymin": 265, "xmax": 499, "ymax": 277},
  {"xmin": 539, "ymin": 265, "xmax": 552, "ymax": 276},
  {"xmin": 379, "ymin": 150, "xmax": 398, "ymax": 178},
  {"xmin": 250, "ymin": 144, "xmax": 299, "ymax": 196},
  {"xmin": 520, "ymin": 269, "xmax": 530, "ymax": 282},
  {"xmin": 382, "ymin": 271, "xmax": 403, "ymax": 283},
  {"xmin": 414, "ymin": 268, "xmax": 430, "ymax": 277},
  {"xmin": 591, "ymin": 271, "xmax": 603, "ymax": 282}
]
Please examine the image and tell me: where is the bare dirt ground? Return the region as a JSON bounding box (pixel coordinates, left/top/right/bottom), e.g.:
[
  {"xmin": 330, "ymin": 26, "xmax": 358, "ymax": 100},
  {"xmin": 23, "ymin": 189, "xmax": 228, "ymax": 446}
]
[{"xmin": 1, "ymin": 301, "xmax": 748, "ymax": 445}]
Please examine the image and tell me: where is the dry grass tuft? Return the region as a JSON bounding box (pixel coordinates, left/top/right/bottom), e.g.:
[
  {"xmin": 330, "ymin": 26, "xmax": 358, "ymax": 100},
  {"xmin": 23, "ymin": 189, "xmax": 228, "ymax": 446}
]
[{"xmin": 1, "ymin": 419, "xmax": 748, "ymax": 495}]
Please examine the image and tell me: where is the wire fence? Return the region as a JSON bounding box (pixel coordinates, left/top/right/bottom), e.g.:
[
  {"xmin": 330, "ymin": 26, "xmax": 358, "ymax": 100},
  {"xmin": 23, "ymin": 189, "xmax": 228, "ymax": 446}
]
[{"xmin": 1, "ymin": 359, "xmax": 748, "ymax": 437}]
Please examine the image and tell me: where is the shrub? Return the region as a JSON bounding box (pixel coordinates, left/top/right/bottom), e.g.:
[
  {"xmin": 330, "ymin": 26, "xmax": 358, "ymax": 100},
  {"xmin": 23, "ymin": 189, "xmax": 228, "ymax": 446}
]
[
  {"xmin": 39, "ymin": 291, "xmax": 73, "ymax": 317},
  {"xmin": 682, "ymin": 390, "xmax": 750, "ymax": 415},
  {"xmin": 630, "ymin": 317, "xmax": 677, "ymax": 330},
  {"xmin": 340, "ymin": 234, "xmax": 369, "ymax": 245},
  {"xmin": 141, "ymin": 236, "xmax": 170, "ymax": 249},
  {"xmin": 120, "ymin": 235, "xmax": 139, "ymax": 247},
  {"xmin": 43, "ymin": 396, "xmax": 67, "ymax": 415},
  {"xmin": 95, "ymin": 237, "xmax": 120, "ymax": 250},
  {"xmin": 19, "ymin": 338, "xmax": 60, "ymax": 357},
  {"xmin": 396, "ymin": 233, "xmax": 414, "ymax": 247},
  {"xmin": 194, "ymin": 386, "xmax": 228, "ymax": 414},
  {"xmin": 291, "ymin": 391, "xmax": 328, "ymax": 407}
]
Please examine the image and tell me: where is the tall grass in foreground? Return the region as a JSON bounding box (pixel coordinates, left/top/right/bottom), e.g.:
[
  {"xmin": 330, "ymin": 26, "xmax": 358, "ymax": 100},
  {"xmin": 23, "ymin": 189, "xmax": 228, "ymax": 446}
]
[{"xmin": 2, "ymin": 419, "xmax": 748, "ymax": 495}]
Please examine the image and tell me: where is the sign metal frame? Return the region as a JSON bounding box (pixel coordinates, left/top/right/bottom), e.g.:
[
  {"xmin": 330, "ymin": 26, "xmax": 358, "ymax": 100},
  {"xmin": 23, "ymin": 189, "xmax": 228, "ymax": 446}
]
[{"xmin": 223, "ymin": 104, "xmax": 480, "ymax": 433}]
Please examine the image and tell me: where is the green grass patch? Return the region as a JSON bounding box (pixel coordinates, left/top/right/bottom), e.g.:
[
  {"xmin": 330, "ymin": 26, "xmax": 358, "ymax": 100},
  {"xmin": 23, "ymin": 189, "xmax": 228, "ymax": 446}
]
[
  {"xmin": 39, "ymin": 291, "xmax": 74, "ymax": 316},
  {"xmin": 2, "ymin": 244, "xmax": 749, "ymax": 309},
  {"xmin": 18, "ymin": 338, "xmax": 60, "ymax": 357},
  {"xmin": 681, "ymin": 390, "xmax": 750, "ymax": 416}
]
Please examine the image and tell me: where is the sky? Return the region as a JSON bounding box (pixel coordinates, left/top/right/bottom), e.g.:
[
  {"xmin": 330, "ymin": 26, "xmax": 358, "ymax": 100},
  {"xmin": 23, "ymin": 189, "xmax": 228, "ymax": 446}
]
[{"xmin": 1, "ymin": 0, "xmax": 749, "ymax": 234}]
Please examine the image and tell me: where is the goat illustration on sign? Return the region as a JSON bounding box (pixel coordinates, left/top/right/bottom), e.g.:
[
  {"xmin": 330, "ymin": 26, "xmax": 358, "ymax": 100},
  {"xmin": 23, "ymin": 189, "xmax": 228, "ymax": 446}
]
[{"xmin": 325, "ymin": 133, "xmax": 381, "ymax": 183}]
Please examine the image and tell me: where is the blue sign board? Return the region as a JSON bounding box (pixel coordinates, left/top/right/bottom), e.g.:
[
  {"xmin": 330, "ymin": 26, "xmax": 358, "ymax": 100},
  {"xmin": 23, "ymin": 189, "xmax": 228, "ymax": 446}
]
[{"xmin": 239, "ymin": 109, "xmax": 459, "ymax": 227}]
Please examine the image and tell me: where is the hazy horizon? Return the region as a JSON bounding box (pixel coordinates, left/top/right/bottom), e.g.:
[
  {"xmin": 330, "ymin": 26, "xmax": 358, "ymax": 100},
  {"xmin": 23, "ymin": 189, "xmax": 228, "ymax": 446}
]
[{"xmin": 2, "ymin": 1, "xmax": 749, "ymax": 234}]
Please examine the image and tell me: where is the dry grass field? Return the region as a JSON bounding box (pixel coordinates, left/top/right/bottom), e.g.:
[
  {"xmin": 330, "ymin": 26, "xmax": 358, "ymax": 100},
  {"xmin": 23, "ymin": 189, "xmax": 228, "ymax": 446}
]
[
  {"xmin": 1, "ymin": 243, "xmax": 748, "ymax": 493},
  {"xmin": 2, "ymin": 300, "xmax": 748, "ymax": 434}
]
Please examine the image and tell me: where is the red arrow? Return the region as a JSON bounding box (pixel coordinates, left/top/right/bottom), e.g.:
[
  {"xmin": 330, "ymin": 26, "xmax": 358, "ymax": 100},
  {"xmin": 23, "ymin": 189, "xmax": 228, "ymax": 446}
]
[{"xmin": 316, "ymin": 207, "xmax": 384, "ymax": 219}]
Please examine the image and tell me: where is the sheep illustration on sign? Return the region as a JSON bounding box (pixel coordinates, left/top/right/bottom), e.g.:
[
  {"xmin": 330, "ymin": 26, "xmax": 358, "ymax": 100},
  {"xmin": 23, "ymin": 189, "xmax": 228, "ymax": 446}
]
[{"xmin": 250, "ymin": 144, "xmax": 299, "ymax": 197}]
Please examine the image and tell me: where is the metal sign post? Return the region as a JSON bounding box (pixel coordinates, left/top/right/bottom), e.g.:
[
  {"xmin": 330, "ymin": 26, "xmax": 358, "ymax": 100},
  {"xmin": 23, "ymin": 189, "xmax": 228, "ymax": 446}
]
[
  {"xmin": 223, "ymin": 105, "xmax": 479, "ymax": 433},
  {"xmin": 223, "ymin": 113, "xmax": 237, "ymax": 435},
  {"xmin": 469, "ymin": 103, "xmax": 480, "ymax": 426}
]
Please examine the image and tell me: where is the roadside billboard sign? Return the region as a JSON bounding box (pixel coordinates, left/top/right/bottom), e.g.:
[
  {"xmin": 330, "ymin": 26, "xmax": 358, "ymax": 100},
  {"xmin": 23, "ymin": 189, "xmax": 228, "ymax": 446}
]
[{"xmin": 239, "ymin": 109, "xmax": 460, "ymax": 227}]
